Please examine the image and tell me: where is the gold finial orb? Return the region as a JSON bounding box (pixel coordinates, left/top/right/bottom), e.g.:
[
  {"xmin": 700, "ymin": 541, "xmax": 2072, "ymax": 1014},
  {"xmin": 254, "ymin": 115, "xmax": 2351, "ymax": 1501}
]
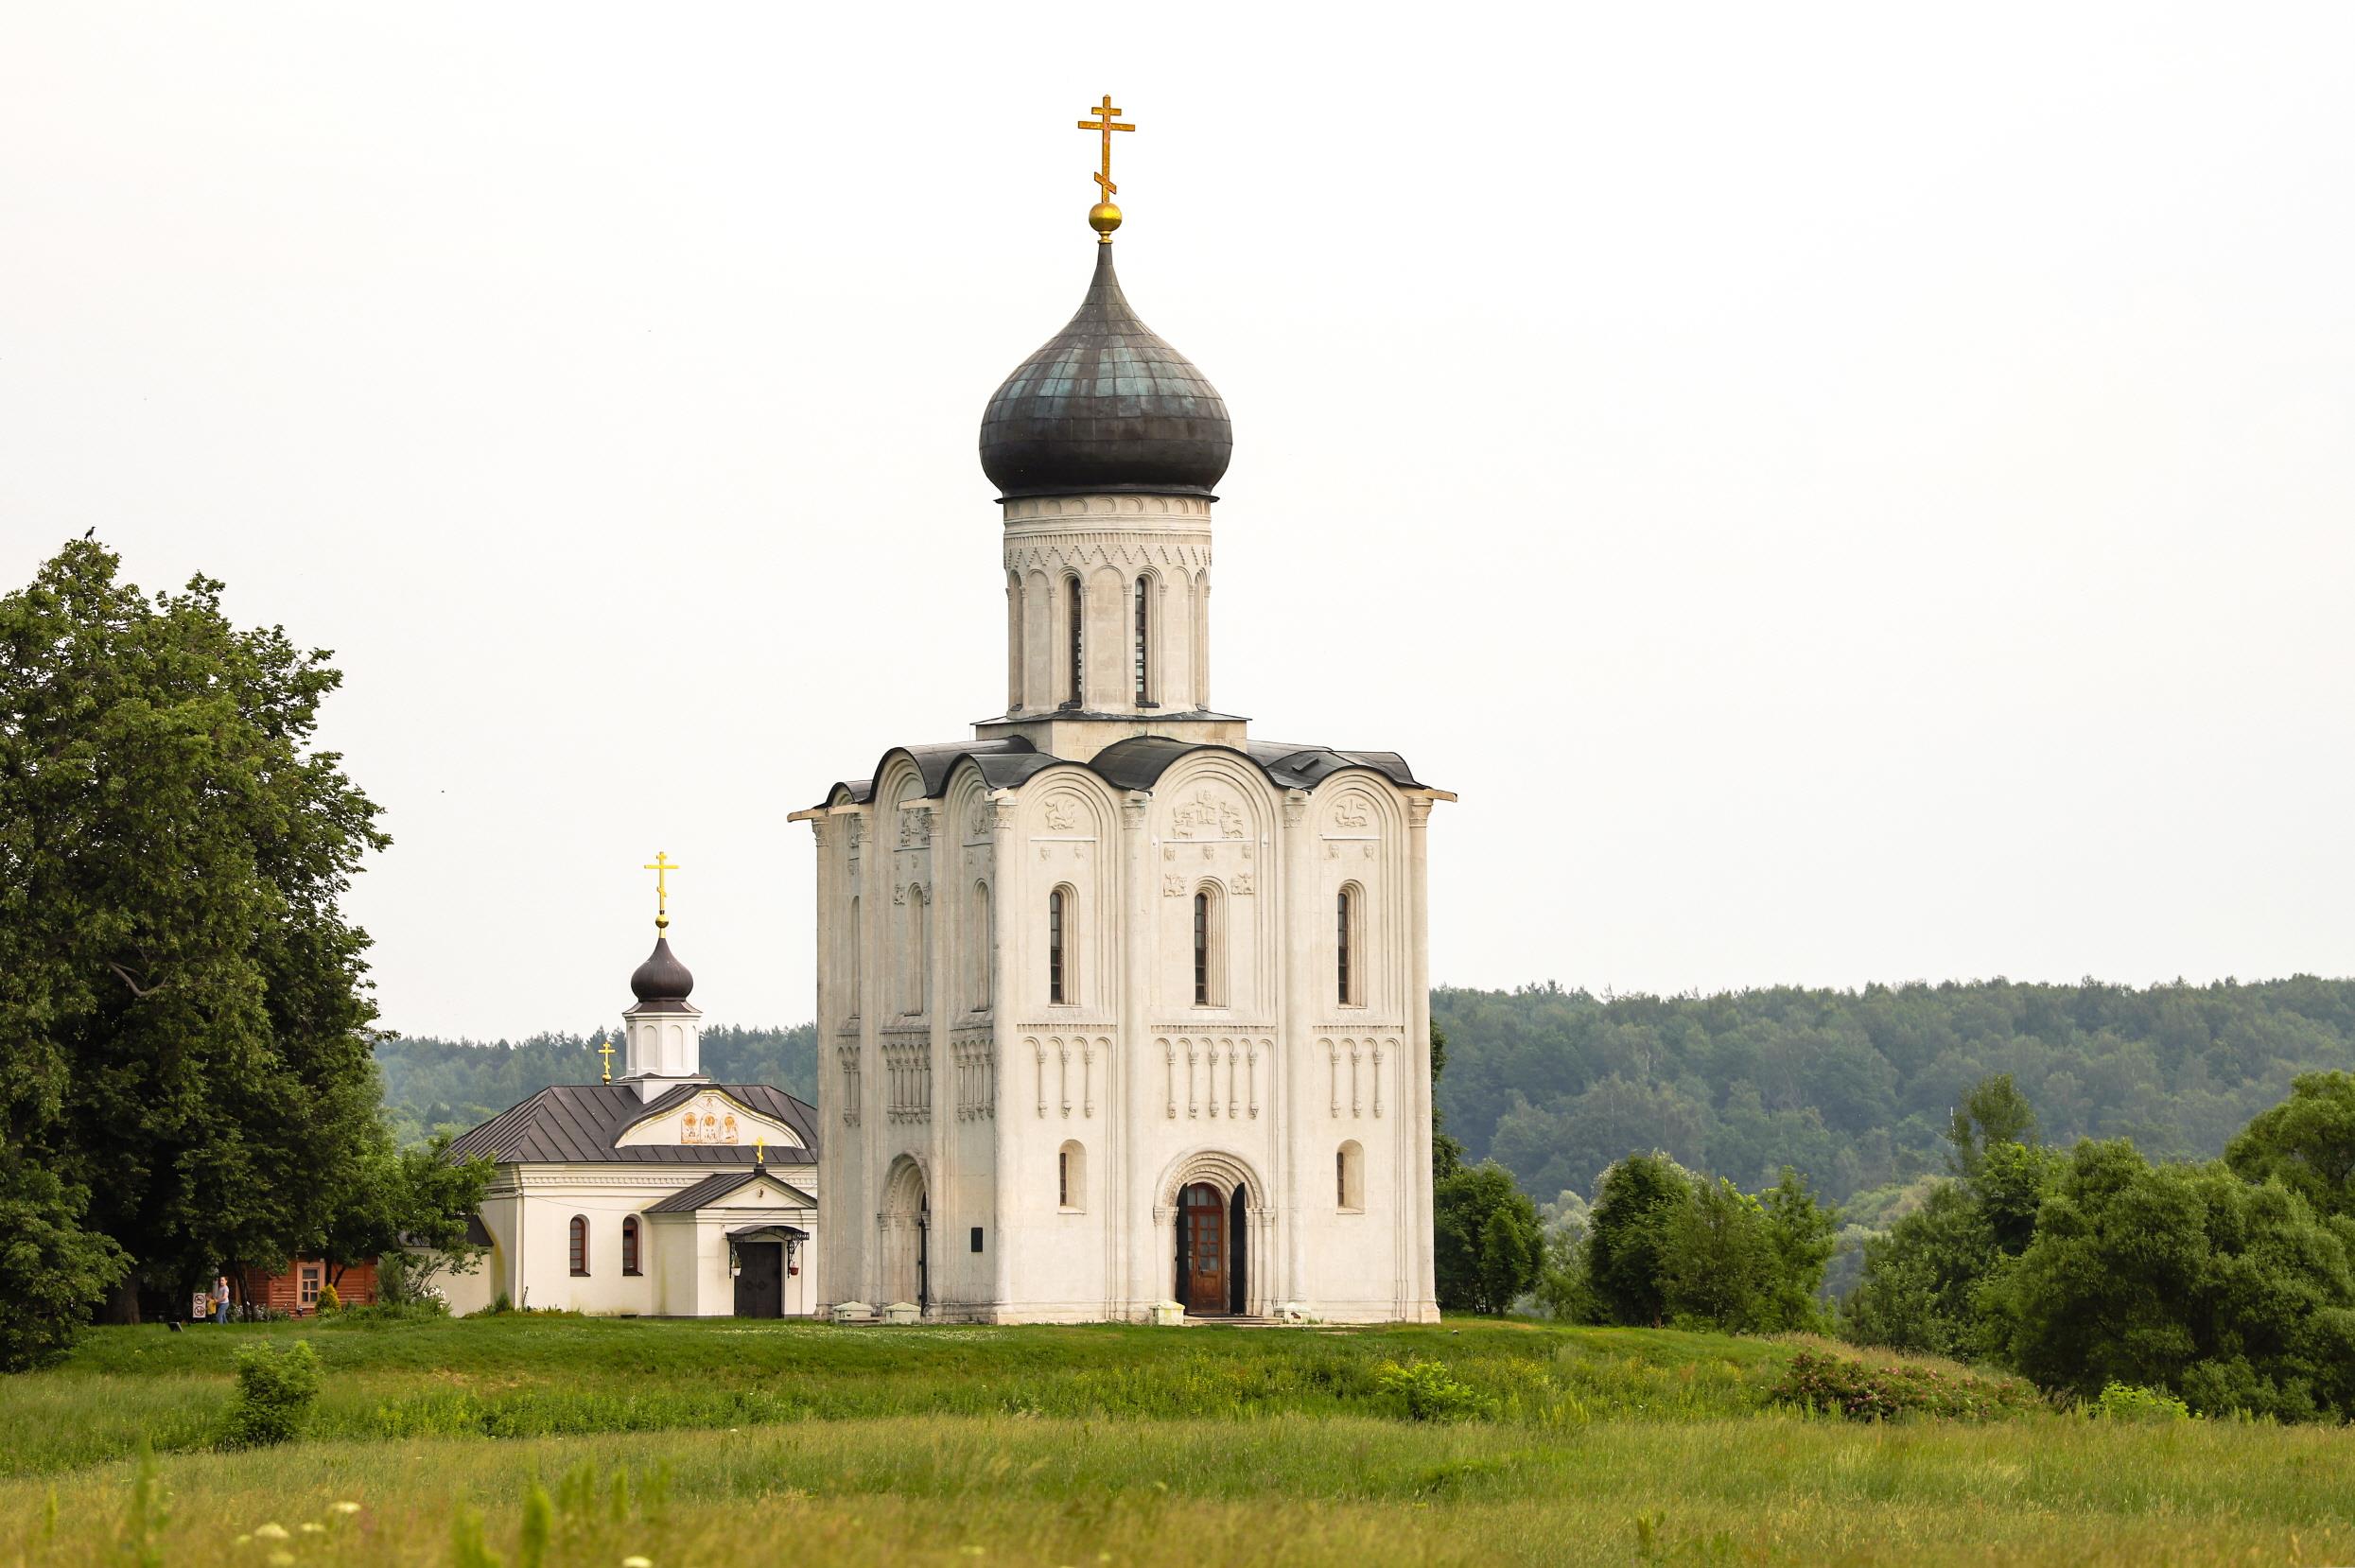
[{"xmin": 1089, "ymin": 200, "xmax": 1123, "ymax": 238}]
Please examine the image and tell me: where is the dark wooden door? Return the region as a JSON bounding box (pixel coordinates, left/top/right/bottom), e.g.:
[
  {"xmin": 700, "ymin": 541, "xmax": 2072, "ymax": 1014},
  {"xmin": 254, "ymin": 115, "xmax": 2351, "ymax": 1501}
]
[
  {"xmin": 1180, "ymin": 1182, "xmax": 1228, "ymax": 1315},
  {"xmin": 733, "ymin": 1242, "xmax": 783, "ymax": 1317}
]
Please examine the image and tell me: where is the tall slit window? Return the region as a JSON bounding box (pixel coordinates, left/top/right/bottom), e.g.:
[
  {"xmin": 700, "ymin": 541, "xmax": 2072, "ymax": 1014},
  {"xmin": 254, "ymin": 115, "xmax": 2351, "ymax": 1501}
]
[
  {"xmin": 970, "ymin": 881, "xmax": 991, "ymax": 1011},
  {"xmin": 1193, "ymin": 891, "xmax": 1211, "ymax": 1004},
  {"xmin": 903, "ymin": 891, "xmax": 927, "ymax": 1016},
  {"xmin": 568, "ymin": 1215, "xmax": 589, "ymax": 1277},
  {"xmin": 1337, "ymin": 886, "xmax": 1361, "ymax": 1006},
  {"xmin": 621, "ymin": 1215, "xmax": 641, "ymax": 1276},
  {"xmin": 1134, "ymin": 578, "xmax": 1151, "ymax": 704},
  {"xmin": 1048, "ymin": 887, "xmax": 1071, "ymax": 1004},
  {"xmin": 848, "ymin": 896, "xmax": 861, "ymax": 1017},
  {"xmin": 1065, "ymin": 577, "xmax": 1084, "ymax": 706}
]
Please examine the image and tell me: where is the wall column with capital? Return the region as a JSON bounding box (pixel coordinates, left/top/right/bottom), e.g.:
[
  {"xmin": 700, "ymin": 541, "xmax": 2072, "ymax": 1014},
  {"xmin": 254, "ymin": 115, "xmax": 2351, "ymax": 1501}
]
[
  {"xmin": 986, "ymin": 797, "xmax": 1019, "ymax": 1317},
  {"xmin": 1279, "ymin": 788, "xmax": 1312, "ymax": 1307},
  {"xmin": 1404, "ymin": 794, "xmax": 1439, "ymax": 1319}
]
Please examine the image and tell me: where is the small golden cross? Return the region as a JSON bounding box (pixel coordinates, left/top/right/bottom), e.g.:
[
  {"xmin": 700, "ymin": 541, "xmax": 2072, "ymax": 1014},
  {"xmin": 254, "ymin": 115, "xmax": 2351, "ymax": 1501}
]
[
  {"xmin": 596, "ymin": 1036, "xmax": 616, "ymax": 1084},
  {"xmin": 642, "ymin": 850, "xmax": 681, "ymax": 930},
  {"xmin": 1076, "ymin": 95, "xmax": 1134, "ymax": 205},
  {"xmin": 754, "ymin": 1135, "xmax": 766, "ymax": 1167}
]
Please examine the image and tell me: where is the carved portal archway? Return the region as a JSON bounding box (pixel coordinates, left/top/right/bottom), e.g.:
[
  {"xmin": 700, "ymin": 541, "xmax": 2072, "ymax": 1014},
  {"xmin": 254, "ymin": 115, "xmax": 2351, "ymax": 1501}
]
[
  {"xmin": 1153, "ymin": 1148, "xmax": 1270, "ymax": 1316},
  {"xmin": 878, "ymin": 1154, "xmax": 929, "ymax": 1314}
]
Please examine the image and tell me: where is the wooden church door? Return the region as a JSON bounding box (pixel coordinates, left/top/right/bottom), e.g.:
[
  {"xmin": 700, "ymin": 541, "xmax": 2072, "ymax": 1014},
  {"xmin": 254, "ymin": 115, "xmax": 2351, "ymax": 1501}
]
[{"xmin": 1179, "ymin": 1182, "xmax": 1228, "ymax": 1315}]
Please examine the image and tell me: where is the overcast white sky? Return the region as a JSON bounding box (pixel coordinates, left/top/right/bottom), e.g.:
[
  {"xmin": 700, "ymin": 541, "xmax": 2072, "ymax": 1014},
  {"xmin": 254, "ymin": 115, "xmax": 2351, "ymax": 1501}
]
[{"xmin": 5, "ymin": 5, "xmax": 2350, "ymax": 1040}]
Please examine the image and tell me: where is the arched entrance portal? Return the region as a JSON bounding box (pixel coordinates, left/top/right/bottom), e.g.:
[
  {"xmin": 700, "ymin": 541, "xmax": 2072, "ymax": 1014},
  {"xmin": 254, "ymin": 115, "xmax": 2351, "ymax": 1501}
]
[
  {"xmin": 1176, "ymin": 1181, "xmax": 1247, "ymax": 1315},
  {"xmin": 1159, "ymin": 1151, "xmax": 1267, "ymax": 1317},
  {"xmin": 880, "ymin": 1157, "xmax": 930, "ymax": 1314}
]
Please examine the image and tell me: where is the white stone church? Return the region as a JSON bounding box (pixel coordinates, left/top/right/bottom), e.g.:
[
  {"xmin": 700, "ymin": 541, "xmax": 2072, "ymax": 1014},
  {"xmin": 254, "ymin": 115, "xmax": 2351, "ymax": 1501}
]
[{"xmin": 790, "ymin": 184, "xmax": 1451, "ymax": 1322}]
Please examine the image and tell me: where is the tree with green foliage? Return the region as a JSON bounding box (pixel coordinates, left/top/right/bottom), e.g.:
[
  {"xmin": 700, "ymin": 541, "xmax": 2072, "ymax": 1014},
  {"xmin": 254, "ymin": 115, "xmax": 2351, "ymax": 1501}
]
[
  {"xmin": 2225, "ymin": 1070, "xmax": 2355, "ymax": 1220},
  {"xmin": 1429, "ymin": 1019, "xmax": 1466, "ymax": 1180},
  {"xmin": 1661, "ymin": 1177, "xmax": 1775, "ymax": 1332},
  {"xmin": 0, "ymin": 540, "xmax": 388, "ymax": 1342},
  {"xmin": 1433, "ymin": 1160, "xmax": 1542, "ymax": 1314},
  {"xmin": 1946, "ymin": 1072, "xmax": 2038, "ymax": 1178},
  {"xmin": 311, "ymin": 1128, "xmax": 494, "ymax": 1289},
  {"xmin": 1757, "ymin": 1167, "xmax": 1840, "ymax": 1331},
  {"xmin": 1582, "ymin": 1152, "xmax": 1696, "ymax": 1327},
  {"xmin": 1987, "ymin": 1139, "xmax": 2355, "ymax": 1420},
  {"xmin": 0, "ymin": 1148, "xmax": 127, "ymax": 1368},
  {"xmin": 1840, "ymin": 1183, "xmax": 1996, "ymax": 1358}
]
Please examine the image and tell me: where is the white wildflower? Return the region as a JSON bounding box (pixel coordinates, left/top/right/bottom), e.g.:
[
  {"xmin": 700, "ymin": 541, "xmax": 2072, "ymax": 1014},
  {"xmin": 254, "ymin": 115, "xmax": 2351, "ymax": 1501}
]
[
  {"xmin": 253, "ymin": 1524, "xmax": 290, "ymax": 1541},
  {"xmin": 622, "ymin": 1557, "xmax": 654, "ymax": 1567},
  {"xmin": 300, "ymin": 1523, "xmax": 325, "ymax": 1534},
  {"xmin": 329, "ymin": 1502, "xmax": 361, "ymax": 1516}
]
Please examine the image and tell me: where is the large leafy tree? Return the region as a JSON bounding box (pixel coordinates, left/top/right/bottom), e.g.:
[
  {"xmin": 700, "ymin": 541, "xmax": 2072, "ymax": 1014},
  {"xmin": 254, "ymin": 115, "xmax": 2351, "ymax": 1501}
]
[
  {"xmin": 1988, "ymin": 1139, "xmax": 2355, "ymax": 1419},
  {"xmin": 1582, "ymin": 1151, "xmax": 1696, "ymax": 1327},
  {"xmin": 0, "ymin": 540, "xmax": 388, "ymax": 1335},
  {"xmin": 2225, "ymin": 1071, "xmax": 2355, "ymax": 1221},
  {"xmin": 1433, "ymin": 1160, "xmax": 1542, "ymax": 1314}
]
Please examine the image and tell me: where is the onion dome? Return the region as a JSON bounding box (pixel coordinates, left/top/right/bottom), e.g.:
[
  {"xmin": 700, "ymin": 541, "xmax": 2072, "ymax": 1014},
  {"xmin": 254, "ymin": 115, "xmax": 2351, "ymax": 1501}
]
[
  {"xmin": 980, "ymin": 243, "xmax": 1231, "ymax": 500},
  {"xmin": 628, "ymin": 935, "xmax": 694, "ymax": 1006}
]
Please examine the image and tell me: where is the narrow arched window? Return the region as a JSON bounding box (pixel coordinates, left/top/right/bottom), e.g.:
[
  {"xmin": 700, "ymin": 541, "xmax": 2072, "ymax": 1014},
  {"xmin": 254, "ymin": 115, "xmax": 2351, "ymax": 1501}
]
[
  {"xmin": 1048, "ymin": 887, "xmax": 1071, "ymax": 1004},
  {"xmin": 1134, "ymin": 578, "xmax": 1151, "ymax": 705},
  {"xmin": 903, "ymin": 890, "xmax": 927, "ymax": 1016},
  {"xmin": 970, "ymin": 880, "xmax": 991, "ymax": 1011},
  {"xmin": 1336, "ymin": 887, "xmax": 1360, "ymax": 1006},
  {"xmin": 1193, "ymin": 891, "xmax": 1210, "ymax": 1004},
  {"xmin": 568, "ymin": 1215, "xmax": 589, "ymax": 1277},
  {"xmin": 1337, "ymin": 1141, "xmax": 1365, "ymax": 1211},
  {"xmin": 1065, "ymin": 577, "xmax": 1084, "ymax": 706},
  {"xmin": 848, "ymin": 896, "xmax": 861, "ymax": 1018},
  {"xmin": 1058, "ymin": 1141, "xmax": 1086, "ymax": 1211},
  {"xmin": 621, "ymin": 1216, "xmax": 642, "ymax": 1276}
]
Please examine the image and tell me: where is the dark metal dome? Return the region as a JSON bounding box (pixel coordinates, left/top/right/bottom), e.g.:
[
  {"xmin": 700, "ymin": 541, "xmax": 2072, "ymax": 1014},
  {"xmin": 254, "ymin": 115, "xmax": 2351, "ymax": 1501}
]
[
  {"xmin": 628, "ymin": 934, "xmax": 694, "ymax": 1005},
  {"xmin": 980, "ymin": 244, "xmax": 1231, "ymax": 500}
]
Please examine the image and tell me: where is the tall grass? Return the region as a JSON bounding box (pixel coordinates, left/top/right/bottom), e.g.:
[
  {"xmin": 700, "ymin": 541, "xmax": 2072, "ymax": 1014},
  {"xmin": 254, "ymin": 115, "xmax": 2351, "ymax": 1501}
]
[
  {"xmin": 3, "ymin": 1413, "xmax": 2351, "ymax": 1566},
  {"xmin": 1, "ymin": 1318, "xmax": 1868, "ymax": 1476}
]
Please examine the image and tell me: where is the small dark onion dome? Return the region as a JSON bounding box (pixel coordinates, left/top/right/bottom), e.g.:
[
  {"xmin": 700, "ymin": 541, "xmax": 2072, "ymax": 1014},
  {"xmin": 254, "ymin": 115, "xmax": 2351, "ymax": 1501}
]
[
  {"xmin": 980, "ymin": 243, "xmax": 1231, "ymax": 500},
  {"xmin": 628, "ymin": 934, "xmax": 695, "ymax": 1006}
]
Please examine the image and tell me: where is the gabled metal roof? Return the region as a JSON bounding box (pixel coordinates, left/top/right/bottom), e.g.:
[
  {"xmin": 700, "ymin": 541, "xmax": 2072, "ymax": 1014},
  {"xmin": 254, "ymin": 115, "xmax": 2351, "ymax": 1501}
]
[
  {"xmin": 444, "ymin": 1082, "xmax": 820, "ymax": 1166},
  {"xmin": 644, "ymin": 1168, "xmax": 817, "ymax": 1213}
]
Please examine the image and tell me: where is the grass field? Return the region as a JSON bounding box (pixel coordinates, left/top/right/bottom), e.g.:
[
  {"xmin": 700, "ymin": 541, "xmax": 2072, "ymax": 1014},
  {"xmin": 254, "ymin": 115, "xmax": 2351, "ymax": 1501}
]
[{"xmin": 3, "ymin": 1315, "xmax": 2350, "ymax": 1566}]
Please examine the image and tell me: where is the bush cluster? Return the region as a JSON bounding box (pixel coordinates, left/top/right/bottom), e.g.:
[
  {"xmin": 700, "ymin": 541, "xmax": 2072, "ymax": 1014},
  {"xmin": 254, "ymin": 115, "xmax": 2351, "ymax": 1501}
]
[
  {"xmin": 1768, "ymin": 1350, "xmax": 2036, "ymax": 1422},
  {"xmin": 1373, "ymin": 1359, "xmax": 1496, "ymax": 1422},
  {"xmin": 218, "ymin": 1340, "xmax": 324, "ymax": 1448}
]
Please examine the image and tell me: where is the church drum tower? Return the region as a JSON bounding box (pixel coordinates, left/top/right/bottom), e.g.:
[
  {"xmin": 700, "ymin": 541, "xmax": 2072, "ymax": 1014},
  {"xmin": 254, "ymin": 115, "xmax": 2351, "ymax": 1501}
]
[{"xmin": 792, "ymin": 103, "xmax": 1450, "ymax": 1322}]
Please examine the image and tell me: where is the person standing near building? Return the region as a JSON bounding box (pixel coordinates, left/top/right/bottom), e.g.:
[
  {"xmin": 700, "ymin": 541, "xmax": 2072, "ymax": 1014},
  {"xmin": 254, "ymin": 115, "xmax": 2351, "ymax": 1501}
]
[{"xmin": 213, "ymin": 1275, "xmax": 231, "ymax": 1325}]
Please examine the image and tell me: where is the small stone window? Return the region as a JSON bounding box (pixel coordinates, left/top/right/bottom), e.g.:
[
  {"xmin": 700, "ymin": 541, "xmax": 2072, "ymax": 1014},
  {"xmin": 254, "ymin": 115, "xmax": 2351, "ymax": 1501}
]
[
  {"xmin": 568, "ymin": 1214, "xmax": 590, "ymax": 1276},
  {"xmin": 1337, "ymin": 1141, "xmax": 1366, "ymax": 1212},
  {"xmin": 621, "ymin": 1215, "xmax": 642, "ymax": 1277},
  {"xmin": 1058, "ymin": 1141, "xmax": 1087, "ymax": 1212}
]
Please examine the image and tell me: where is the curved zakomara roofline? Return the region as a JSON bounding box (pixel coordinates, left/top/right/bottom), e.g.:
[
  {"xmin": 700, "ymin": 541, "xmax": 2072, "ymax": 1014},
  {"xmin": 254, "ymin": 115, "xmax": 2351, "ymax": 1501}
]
[{"xmin": 790, "ymin": 734, "xmax": 1453, "ymax": 817}]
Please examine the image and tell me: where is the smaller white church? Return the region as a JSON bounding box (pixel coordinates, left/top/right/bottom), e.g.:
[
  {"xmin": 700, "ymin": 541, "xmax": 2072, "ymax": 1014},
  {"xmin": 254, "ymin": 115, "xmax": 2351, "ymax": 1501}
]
[{"xmin": 437, "ymin": 880, "xmax": 823, "ymax": 1317}]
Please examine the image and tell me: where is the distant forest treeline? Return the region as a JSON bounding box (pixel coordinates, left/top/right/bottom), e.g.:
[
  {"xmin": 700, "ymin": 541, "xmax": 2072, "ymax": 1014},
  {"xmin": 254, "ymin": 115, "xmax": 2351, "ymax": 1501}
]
[
  {"xmin": 1434, "ymin": 976, "xmax": 2355, "ymax": 1206},
  {"xmin": 375, "ymin": 977, "xmax": 2355, "ymax": 1211}
]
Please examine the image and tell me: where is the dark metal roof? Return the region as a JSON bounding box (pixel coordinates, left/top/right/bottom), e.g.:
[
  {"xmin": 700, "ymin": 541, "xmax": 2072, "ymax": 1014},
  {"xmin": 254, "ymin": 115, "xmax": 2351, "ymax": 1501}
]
[
  {"xmin": 980, "ymin": 243, "xmax": 1232, "ymax": 501},
  {"xmin": 815, "ymin": 735, "xmax": 1436, "ymax": 810},
  {"xmin": 644, "ymin": 1169, "xmax": 816, "ymax": 1213},
  {"xmin": 445, "ymin": 1082, "xmax": 819, "ymax": 1166},
  {"xmin": 628, "ymin": 934, "xmax": 695, "ymax": 1006}
]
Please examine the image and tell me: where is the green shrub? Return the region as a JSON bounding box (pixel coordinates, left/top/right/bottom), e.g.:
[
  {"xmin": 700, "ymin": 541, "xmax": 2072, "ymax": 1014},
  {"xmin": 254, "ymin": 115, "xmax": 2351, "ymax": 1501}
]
[
  {"xmin": 1372, "ymin": 1359, "xmax": 1495, "ymax": 1422},
  {"xmin": 317, "ymin": 1282, "xmax": 341, "ymax": 1315},
  {"xmin": 1767, "ymin": 1350, "xmax": 2035, "ymax": 1422},
  {"xmin": 218, "ymin": 1340, "xmax": 324, "ymax": 1448},
  {"xmin": 2094, "ymin": 1381, "xmax": 2192, "ymax": 1422}
]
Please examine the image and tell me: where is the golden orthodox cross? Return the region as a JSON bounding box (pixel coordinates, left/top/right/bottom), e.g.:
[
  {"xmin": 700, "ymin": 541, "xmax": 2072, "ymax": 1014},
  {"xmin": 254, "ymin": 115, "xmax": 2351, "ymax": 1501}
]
[
  {"xmin": 754, "ymin": 1135, "xmax": 766, "ymax": 1167},
  {"xmin": 1077, "ymin": 95, "xmax": 1133, "ymax": 205},
  {"xmin": 643, "ymin": 850, "xmax": 681, "ymax": 930},
  {"xmin": 597, "ymin": 1036, "xmax": 616, "ymax": 1084}
]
